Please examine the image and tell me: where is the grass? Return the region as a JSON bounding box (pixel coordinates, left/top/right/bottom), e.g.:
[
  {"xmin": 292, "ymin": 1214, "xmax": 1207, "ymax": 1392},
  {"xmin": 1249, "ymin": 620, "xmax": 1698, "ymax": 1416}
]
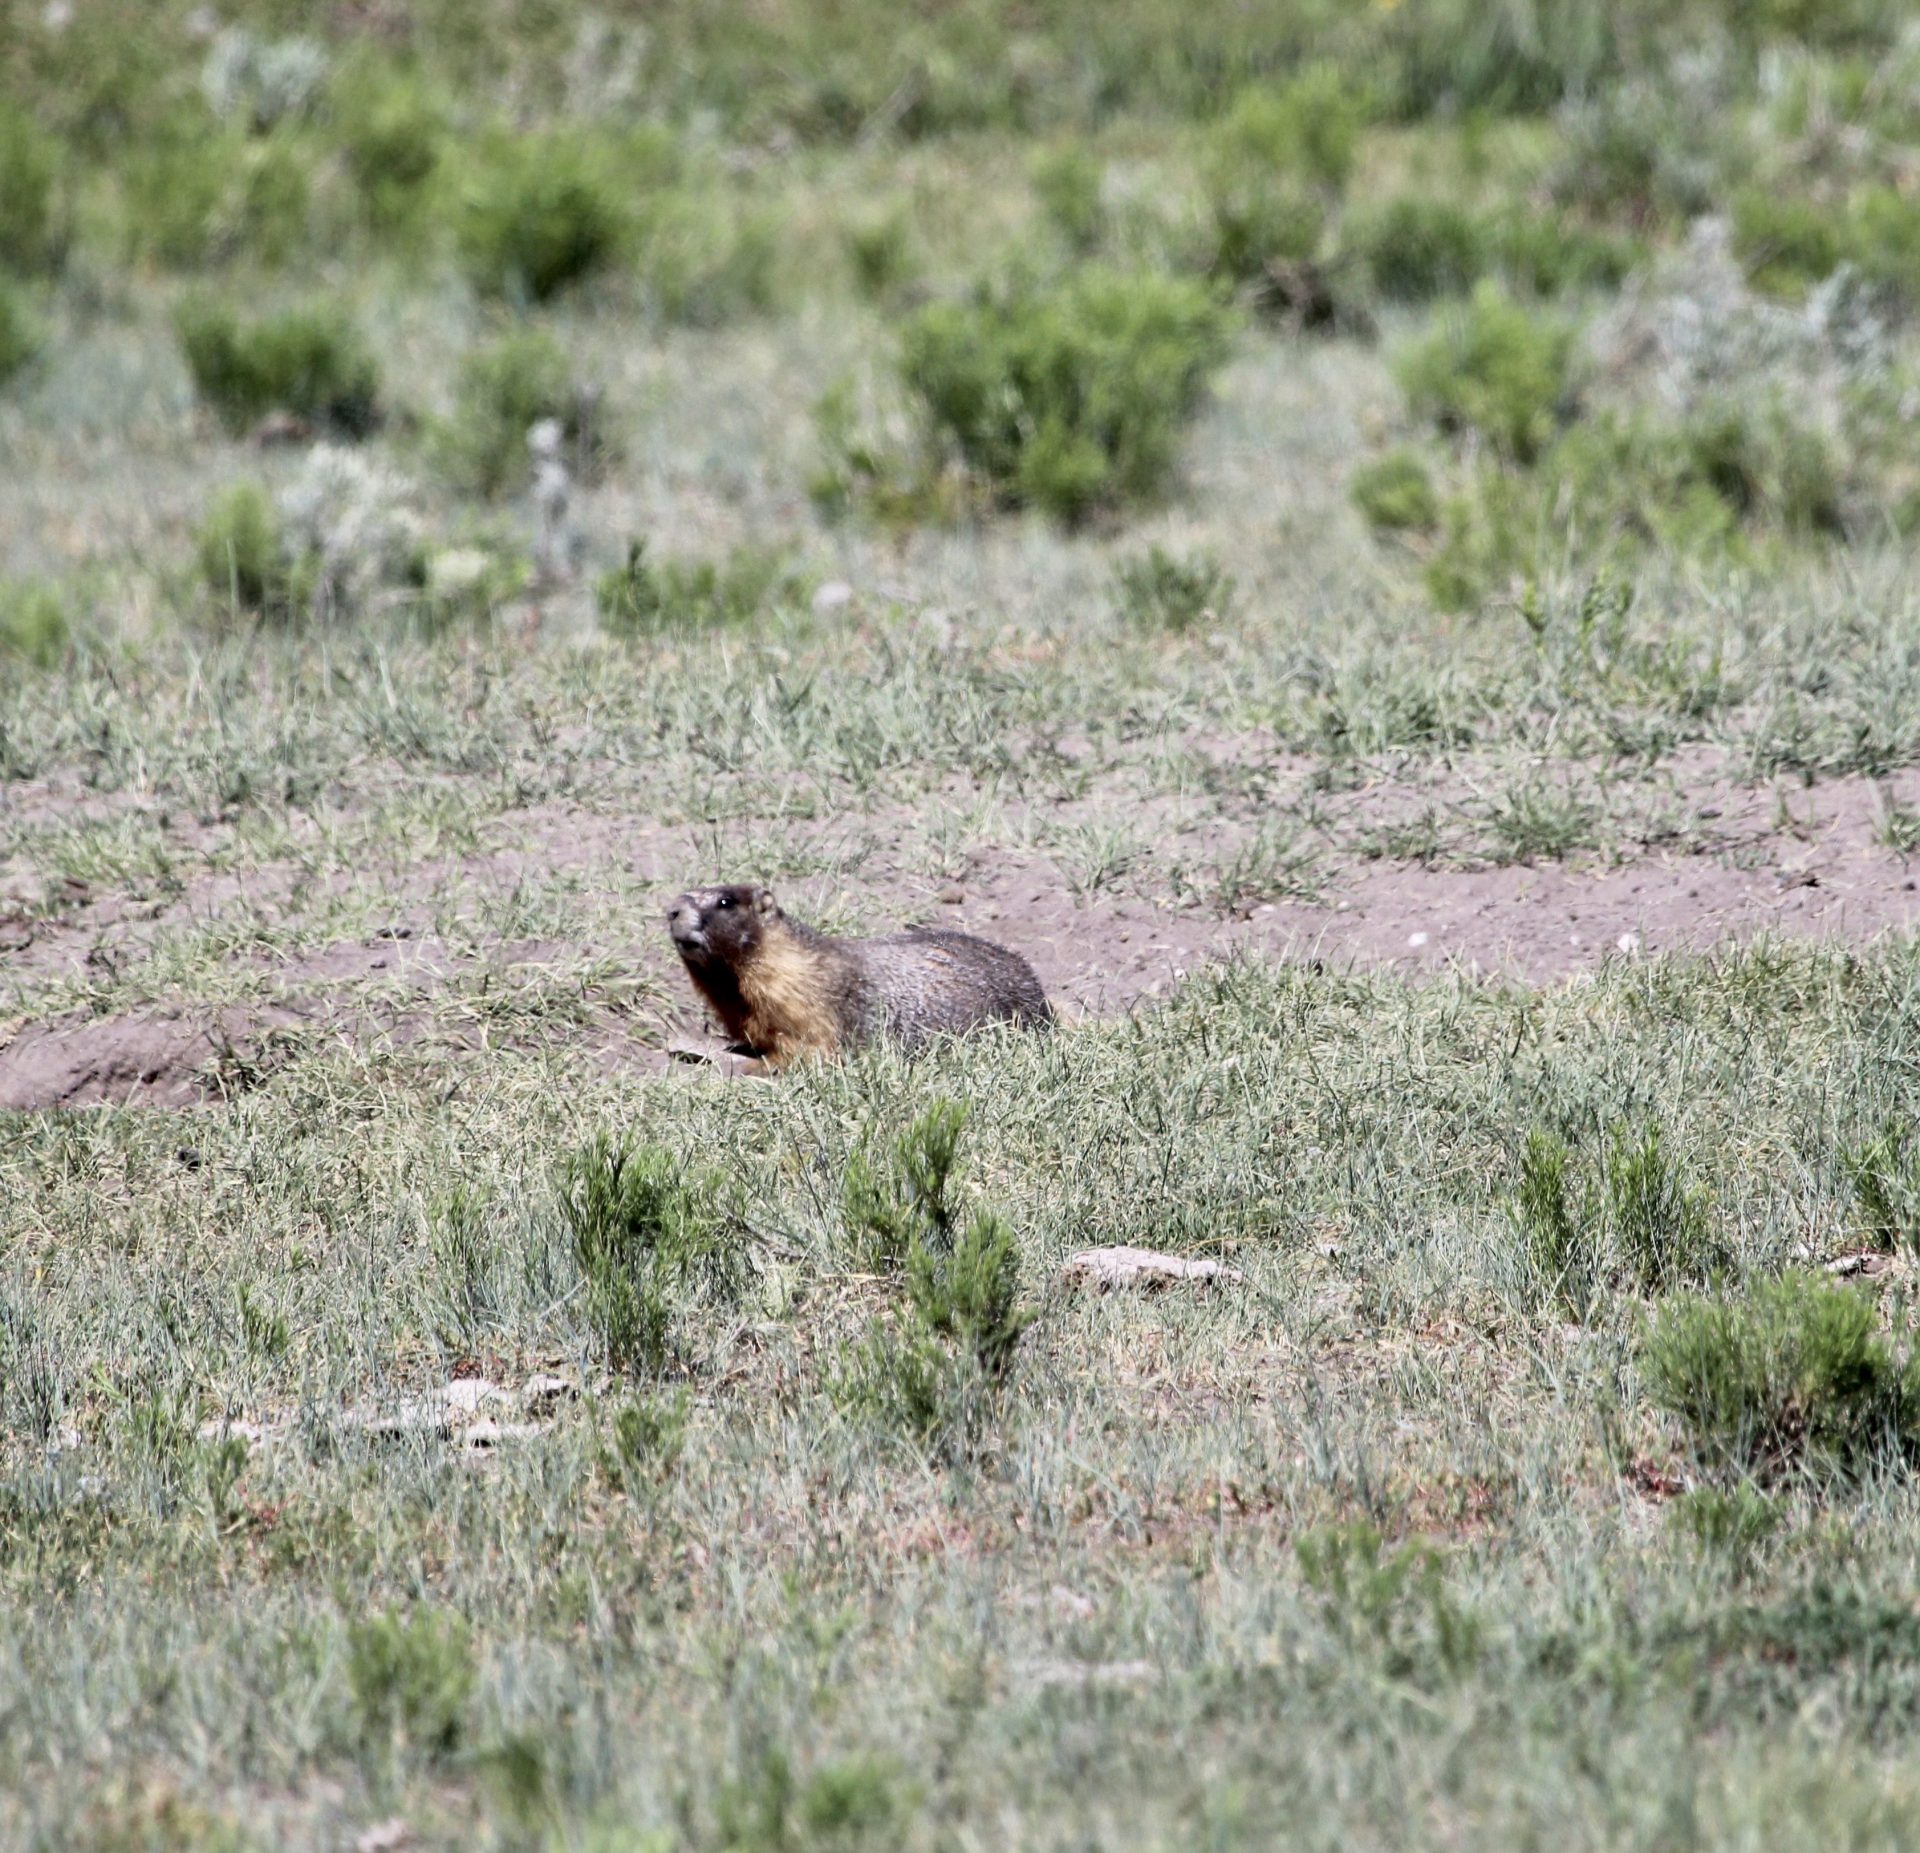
[
  {"xmin": 12, "ymin": 929, "xmax": 1920, "ymax": 1841},
  {"xmin": 10, "ymin": 3, "xmax": 1920, "ymax": 1845}
]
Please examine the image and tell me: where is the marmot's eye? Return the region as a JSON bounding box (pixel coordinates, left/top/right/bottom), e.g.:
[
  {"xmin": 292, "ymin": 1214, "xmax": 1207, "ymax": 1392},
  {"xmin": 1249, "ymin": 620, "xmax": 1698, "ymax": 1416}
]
[{"xmin": 714, "ymin": 894, "xmax": 733, "ymax": 910}]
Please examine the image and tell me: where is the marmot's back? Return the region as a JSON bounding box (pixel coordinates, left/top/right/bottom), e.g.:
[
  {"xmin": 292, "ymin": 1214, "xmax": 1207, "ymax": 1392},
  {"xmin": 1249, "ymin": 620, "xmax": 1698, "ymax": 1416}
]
[
  {"xmin": 848, "ymin": 929, "xmax": 1053, "ymax": 1048},
  {"xmin": 667, "ymin": 884, "xmax": 1051, "ymax": 1066}
]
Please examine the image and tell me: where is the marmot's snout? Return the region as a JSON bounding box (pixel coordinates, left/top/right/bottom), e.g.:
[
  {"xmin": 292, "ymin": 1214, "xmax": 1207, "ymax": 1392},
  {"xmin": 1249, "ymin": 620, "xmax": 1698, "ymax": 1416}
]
[{"xmin": 666, "ymin": 893, "xmax": 707, "ymax": 953}]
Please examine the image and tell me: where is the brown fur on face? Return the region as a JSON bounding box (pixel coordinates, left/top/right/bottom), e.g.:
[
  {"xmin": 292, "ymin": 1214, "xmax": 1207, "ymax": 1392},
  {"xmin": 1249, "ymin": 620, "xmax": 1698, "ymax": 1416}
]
[{"xmin": 665, "ymin": 885, "xmax": 842, "ymax": 1064}]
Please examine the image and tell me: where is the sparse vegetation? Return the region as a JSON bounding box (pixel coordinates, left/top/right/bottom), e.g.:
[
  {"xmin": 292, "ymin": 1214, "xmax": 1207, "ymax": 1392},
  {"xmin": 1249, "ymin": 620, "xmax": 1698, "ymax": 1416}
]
[
  {"xmin": 435, "ymin": 327, "xmax": 605, "ymax": 498},
  {"xmin": 454, "ymin": 132, "xmax": 636, "ymax": 303},
  {"xmin": 0, "ymin": 278, "xmax": 39, "ymax": 386},
  {"xmin": 559, "ymin": 1135, "xmax": 744, "ymax": 1376},
  {"xmin": 196, "ymin": 481, "xmax": 295, "ymax": 619},
  {"xmin": 834, "ymin": 1102, "xmax": 1030, "ymax": 1455},
  {"xmin": 13, "ymin": 5, "xmax": 1920, "ymax": 1844},
  {"xmin": 0, "ymin": 579, "xmax": 72, "ymax": 666},
  {"xmin": 1643, "ymin": 1274, "xmax": 1920, "ymax": 1483},
  {"xmin": 896, "ymin": 268, "xmax": 1231, "ymax": 522},
  {"xmin": 1112, "ymin": 544, "xmax": 1235, "ymax": 631},
  {"xmin": 1396, "ymin": 283, "xmax": 1575, "ymax": 464},
  {"xmin": 175, "ymin": 298, "xmax": 381, "ymax": 437},
  {"xmin": 595, "ymin": 538, "xmax": 807, "ymax": 638}
]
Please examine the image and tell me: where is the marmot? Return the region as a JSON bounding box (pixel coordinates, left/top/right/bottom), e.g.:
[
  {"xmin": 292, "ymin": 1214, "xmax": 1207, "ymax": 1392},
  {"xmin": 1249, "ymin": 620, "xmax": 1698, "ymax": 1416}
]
[{"xmin": 667, "ymin": 884, "xmax": 1052, "ymax": 1066}]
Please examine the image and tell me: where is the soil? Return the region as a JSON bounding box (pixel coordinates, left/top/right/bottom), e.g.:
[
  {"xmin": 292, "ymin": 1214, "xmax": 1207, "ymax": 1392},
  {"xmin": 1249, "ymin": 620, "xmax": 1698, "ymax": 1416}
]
[{"xmin": 4, "ymin": 756, "xmax": 1918, "ymax": 1110}]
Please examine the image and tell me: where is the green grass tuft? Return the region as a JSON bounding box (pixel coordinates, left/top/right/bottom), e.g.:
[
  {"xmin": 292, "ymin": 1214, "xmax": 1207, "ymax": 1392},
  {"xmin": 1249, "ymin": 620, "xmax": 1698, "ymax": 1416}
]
[
  {"xmin": 1643, "ymin": 1274, "xmax": 1920, "ymax": 1484},
  {"xmin": 175, "ymin": 298, "xmax": 381, "ymax": 437},
  {"xmin": 898, "ymin": 267, "xmax": 1231, "ymax": 523}
]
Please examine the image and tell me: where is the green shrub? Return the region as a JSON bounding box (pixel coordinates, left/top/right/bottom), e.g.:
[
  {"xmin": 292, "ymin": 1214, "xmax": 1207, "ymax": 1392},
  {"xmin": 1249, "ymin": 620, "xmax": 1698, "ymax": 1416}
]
[
  {"xmin": 347, "ymin": 1608, "xmax": 476, "ymax": 1760},
  {"xmin": 1348, "ymin": 197, "xmax": 1488, "ymax": 303},
  {"xmin": 716, "ymin": 1748, "xmax": 907, "ymax": 1853},
  {"xmin": 1295, "ymin": 1520, "xmax": 1480, "ymax": 1681},
  {"xmin": 595, "ymin": 539, "xmax": 807, "ymax": 639},
  {"xmin": 843, "ymin": 207, "xmax": 919, "ymax": 302},
  {"xmin": 1504, "ymin": 1118, "xmax": 1718, "ymax": 1311},
  {"xmin": 1547, "ymin": 82, "xmax": 1720, "ymax": 226},
  {"xmin": 0, "ymin": 580, "xmax": 72, "ymax": 667},
  {"xmin": 1642, "ymin": 1274, "xmax": 1920, "ymax": 1483},
  {"xmin": 0, "ymin": 116, "xmax": 65, "ymax": 276},
  {"xmin": 1511, "ymin": 1126, "xmax": 1590, "ymax": 1316},
  {"xmin": 224, "ymin": 136, "xmax": 314, "ymax": 269},
  {"xmin": 335, "ymin": 72, "xmax": 443, "ymax": 236},
  {"xmin": 1422, "ymin": 467, "xmax": 1538, "ymax": 611},
  {"xmin": 1112, "ymin": 544, "xmax": 1235, "ymax": 632},
  {"xmin": 436, "ymin": 327, "xmax": 605, "ymax": 498},
  {"xmin": 175, "ymin": 298, "xmax": 381, "ymax": 437},
  {"xmin": 0, "ymin": 280, "xmax": 39, "ymax": 388},
  {"xmin": 904, "ymin": 1206, "xmax": 1029, "ymax": 1381},
  {"xmin": 1673, "ymin": 1483, "xmax": 1781, "ymax": 1577},
  {"xmin": 1486, "ymin": 207, "xmax": 1640, "ymax": 298},
  {"xmin": 1848, "ymin": 186, "xmax": 1920, "ymax": 304},
  {"xmin": 1348, "ymin": 199, "xmax": 1637, "ymax": 307},
  {"xmin": 558, "ymin": 1135, "xmax": 743, "ymax": 1376},
  {"xmin": 1351, "ymin": 449, "xmax": 1439, "ymax": 533},
  {"xmin": 1202, "ymin": 175, "xmax": 1327, "ymax": 296},
  {"xmin": 834, "ymin": 1102, "xmax": 1031, "ymax": 1456},
  {"xmin": 196, "ymin": 483, "xmax": 297, "ymax": 619},
  {"xmin": 1032, "ymin": 143, "xmax": 1106, "ymax": 253},
  {"xmin": 456, "ymin": 133, "xmax": 632, "ymax": 304},
  {"xmin": 1733, "ymin": 188, "xmax": 1845, "ymax": 296},
  {"xmin": 844, "ymin": 1098, "xmax": 970, "ymax": 1273},
  {"xmin": 1605, "ymin": 1120, "xmax": 1717, "ymax": 1294},
  {"xmin": 124, "ymin": 119, "xmax": 314, "ymax": 270},
  {"xmin": 1212, "ymin": 67, "xmax": 1366, "ymax": 194},
  {"xmin": 120, "ymin": 118, "xmax": 235, "ymax": 268},
  {"xmin": 1414, "ymin": 391, "xmax": 1850, "ymax": 611},
  {"xmin": 898, "ymin": 268, "xmax": 1231, "ymax": 523},
  {"xmin": 637, "ymin": 193, "xmax": 780, "ymax": 328},
  {"xmin": 601, "ymin": 1389, "xmax": 689, "ymax": 1489},
  {"xmin": 1395, "ymin": 282, "xmax": 1574, "ymax": 463},
  {"xmin": 1676, "ymin": 400, "xmax": 1845, "ymax": 538},
  {"xmin": 1196, "ymin": 70, "xmax": 1361, "ymax": 302}
]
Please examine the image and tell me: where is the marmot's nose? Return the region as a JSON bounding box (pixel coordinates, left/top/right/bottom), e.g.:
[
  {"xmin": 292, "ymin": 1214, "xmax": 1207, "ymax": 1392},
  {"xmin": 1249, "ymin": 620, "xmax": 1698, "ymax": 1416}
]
[{"xmin": 667, "ymin": 895, "xmax": 701, "ymax": 940}]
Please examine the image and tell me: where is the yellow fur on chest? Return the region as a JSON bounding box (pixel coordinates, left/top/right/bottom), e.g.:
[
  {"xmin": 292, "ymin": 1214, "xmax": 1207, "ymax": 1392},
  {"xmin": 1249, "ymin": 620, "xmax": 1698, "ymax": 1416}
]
[{"xmin": 739, "ymin": 934, "xmax": 842, "ymax": 1066}]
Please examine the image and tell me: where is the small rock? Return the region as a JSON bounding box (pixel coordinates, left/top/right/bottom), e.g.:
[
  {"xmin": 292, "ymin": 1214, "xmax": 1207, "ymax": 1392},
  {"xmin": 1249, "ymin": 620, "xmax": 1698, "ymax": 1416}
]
[
  {"xmin": 520, "ymin": 1373, "xmax": 578, "ymax": 1410},
  {"xmin": 1060, "ymin": 1246, "xmax": 1246, "ymax": 1292},
  {"xmin": 197, "ymin": 1417, "xmax": 268, "ymax": 1445},
  {"xmin": 1825, "ymin": 1251, "xmax": 1898, "ymax": 1280},
  {"xmin": 1407, "ymin": 931, "xmax": 1430, "ymax": 950},
  {"xmin": 355, "ymin": 1822, "xmax": 416, "ymax": 1853},
  {"xmin": 1616, "ymin": 931, "xmax": 1641, "ymax": 955},
  {"xmin": 811, "ymin": 580, "xmax": 854, "ymax": 617},
  {"xmin": 249, "ymin": 409, "xmax": 313, "ymax": 448},
  {"xmin": 936, "ymin": 883, "xmax": 965, "ymax": 905},
  {"xmin": 460, "ymin": 1419, "xmax": 550, "ymax": 1449},
  {"xmin": 442, "ymin": 1378, "xmax": 510, "ymax": 1417}
]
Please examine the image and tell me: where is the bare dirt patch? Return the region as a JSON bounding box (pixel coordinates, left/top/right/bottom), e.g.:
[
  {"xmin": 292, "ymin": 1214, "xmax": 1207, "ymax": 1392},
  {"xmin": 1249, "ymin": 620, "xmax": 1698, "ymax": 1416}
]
[
  {"xmin": 5, "ymin": 761, "xmax": 1920, "ymax": 1107},
  {"xmin": 0, "ymin": 1005, "xmax": 307, "ymax": 1110}
]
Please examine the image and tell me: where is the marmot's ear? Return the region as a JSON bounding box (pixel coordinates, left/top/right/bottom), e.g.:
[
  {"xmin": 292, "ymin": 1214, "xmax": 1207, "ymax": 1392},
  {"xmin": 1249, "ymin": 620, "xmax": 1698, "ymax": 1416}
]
[{"xmin": 753, "ymin": 887, "xmax": 778, "ymax": 917}]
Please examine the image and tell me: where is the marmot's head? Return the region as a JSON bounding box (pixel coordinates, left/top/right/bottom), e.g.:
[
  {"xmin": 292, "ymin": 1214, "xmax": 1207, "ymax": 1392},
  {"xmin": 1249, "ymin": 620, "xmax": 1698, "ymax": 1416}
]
[{"xmin": 667, "ymin": 883, "xmax": 781, "ymax": 971}]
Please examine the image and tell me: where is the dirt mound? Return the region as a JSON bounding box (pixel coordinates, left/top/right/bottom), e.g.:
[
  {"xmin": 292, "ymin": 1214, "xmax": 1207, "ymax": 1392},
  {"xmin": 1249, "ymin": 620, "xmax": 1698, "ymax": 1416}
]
[{"xmin": 0, "ymin": 1007, "xmax": 305, "ymax": 1111}]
